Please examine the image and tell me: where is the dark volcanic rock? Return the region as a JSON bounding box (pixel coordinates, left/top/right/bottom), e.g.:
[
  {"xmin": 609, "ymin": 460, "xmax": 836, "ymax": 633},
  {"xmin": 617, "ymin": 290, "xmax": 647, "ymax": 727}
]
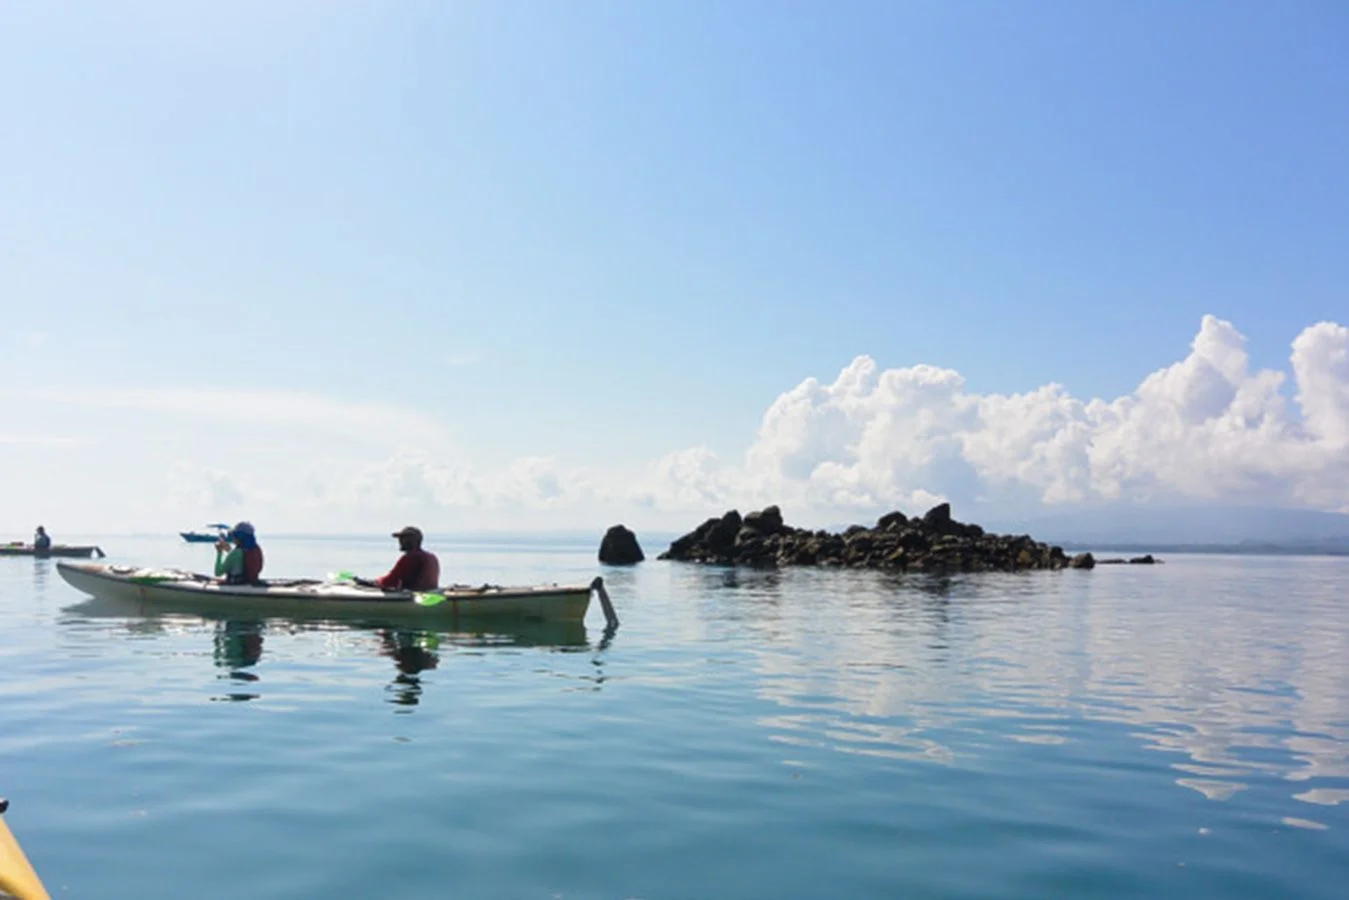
[
  {"xmin": 657, "ymin": 504, "xmax": 1088, "ymax": 574},
  {"xmin": 744, "ymin": 505, "xmax": 785, "ymax": 535},
  {"xmin": 922, "ymin": 502, "xmax": 953, "ymax": 530},
  {"xmin": 598, "ymin": 525, "xmax": 645, "ymax": 565},
  {"xmin": 706, "ymin": 511, "xmax": 742, "ymax": 551},
  {"xmin": 1069, "ymin": 552, "xmax": 1096, "ymax": 570},
  {"xmin": 876, "ymin": 510, "xmax": 908, "ymax": 531},
  {"xmin": 1128, "ymin": 554, "xmax": 1157, "ymax": 565}
]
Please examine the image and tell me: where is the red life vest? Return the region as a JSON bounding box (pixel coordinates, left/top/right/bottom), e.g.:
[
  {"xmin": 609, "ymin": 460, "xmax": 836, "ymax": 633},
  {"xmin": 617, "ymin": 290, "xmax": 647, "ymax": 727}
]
[{"xmin": 242, "ymin": 546, "xmax": 264, "ymax": 584}]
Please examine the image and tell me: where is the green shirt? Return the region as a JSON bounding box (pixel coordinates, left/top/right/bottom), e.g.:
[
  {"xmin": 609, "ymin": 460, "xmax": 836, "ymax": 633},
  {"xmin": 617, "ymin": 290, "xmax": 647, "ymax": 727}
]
[{"xmin": 215, "ymin": 547, "xmax": 244, "ymax": 579}]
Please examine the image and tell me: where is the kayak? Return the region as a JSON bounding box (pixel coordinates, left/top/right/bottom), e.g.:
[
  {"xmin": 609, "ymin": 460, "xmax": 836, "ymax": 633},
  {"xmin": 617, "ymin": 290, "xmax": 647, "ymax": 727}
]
[
  {"xmin": 0, "ymin": 800, "xmax": 49, "ymax": 900},
  {"xmin": 0, "ymin": 544, "xmax": 105, "ymax": 559},
  {"xmin": 56, "ymin": 562, "xmax": 606, "ymax": 624},
  {"xmin": 181, "ymin": 524, "xmax": 229, "ymax": 543}
]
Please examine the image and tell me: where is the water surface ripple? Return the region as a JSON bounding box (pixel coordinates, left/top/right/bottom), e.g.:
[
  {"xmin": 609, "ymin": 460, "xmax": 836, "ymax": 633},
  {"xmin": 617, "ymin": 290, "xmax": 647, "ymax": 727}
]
[{"xmin": 2, "ymin": 537, "xmax": 1346, "ymax": 897}]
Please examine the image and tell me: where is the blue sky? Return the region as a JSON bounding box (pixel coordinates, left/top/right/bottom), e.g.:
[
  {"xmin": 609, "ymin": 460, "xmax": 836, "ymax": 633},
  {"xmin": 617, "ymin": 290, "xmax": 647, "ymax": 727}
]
[{"xmin": 2, "ymin": 2, "xmax": 1347, "ymax": 534}]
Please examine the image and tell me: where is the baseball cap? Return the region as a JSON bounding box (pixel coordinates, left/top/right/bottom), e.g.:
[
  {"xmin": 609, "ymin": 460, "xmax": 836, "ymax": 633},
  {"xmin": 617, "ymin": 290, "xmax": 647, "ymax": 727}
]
[{"xmin": 392, "ymin": 526, "xmax": 423, "ymax": 541}]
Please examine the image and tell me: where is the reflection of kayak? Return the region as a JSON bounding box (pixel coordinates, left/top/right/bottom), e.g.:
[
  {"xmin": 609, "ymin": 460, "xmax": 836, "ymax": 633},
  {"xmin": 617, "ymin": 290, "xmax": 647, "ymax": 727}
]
[
  {"xmin": 56, "ymin": 562, "xmax": 605, "ymax": 624},
  {"xmin": 65, "ymin": 597, "xmax": 594, "ymax": 650},
  {"xmin": 0, "ymin": 799, "xmax": 50, "ymax": 900},
  {"xmin": 0, "ymin": 544, "xmax": 104, "ymax": 559}
]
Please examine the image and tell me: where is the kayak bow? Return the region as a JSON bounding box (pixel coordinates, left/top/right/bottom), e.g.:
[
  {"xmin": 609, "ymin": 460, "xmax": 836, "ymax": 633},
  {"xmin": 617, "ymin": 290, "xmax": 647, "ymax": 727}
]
[{"xmin": 0, "ymin": 799, "xmax": 49, "ymax": 900}]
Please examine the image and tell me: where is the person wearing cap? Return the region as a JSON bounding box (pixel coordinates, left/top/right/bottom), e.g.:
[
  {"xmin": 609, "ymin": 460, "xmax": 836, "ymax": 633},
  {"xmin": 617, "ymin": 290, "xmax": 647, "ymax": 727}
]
[
  {"xmin": 214, "ymin": 521, "xmax": 265, "ymax": 585},
  {"xmin": 376, "ymin": 526, "xmax": 441, "ymax": 591},
  {"xmin": 33, "ymin": 526, "xmax": 52, "ymax": 553}
]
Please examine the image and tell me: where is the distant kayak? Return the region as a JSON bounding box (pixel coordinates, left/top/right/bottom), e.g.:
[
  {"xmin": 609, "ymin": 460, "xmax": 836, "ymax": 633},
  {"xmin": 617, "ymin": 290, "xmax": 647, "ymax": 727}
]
[
  {"xmin": 180, "ymin": 524, "xmax": 230, "ymax": 544},
  {"xmin": 0, "ymin": 799, "xmax": 50, "ymax": 900},
  {"xmin": 56, "ymin": 561, "xmax": 601, "ymax": 623},
  {"xmin": 0, "ymin": 543, "xmax": 104, "ymax": 559}
]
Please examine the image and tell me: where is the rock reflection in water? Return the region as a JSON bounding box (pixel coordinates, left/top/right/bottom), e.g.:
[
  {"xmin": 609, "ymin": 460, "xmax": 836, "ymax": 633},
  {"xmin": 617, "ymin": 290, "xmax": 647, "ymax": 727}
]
[{"xmin": 708, "ymin": 558, "xmax": 1349, "ymax": 811}]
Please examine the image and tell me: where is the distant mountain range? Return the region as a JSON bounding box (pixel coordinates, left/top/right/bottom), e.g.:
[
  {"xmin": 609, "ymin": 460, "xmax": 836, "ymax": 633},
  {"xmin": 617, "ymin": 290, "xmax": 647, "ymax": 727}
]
[{"xmin": 980, "ymin": 506, "xmax": 1349, "ymax": 555}]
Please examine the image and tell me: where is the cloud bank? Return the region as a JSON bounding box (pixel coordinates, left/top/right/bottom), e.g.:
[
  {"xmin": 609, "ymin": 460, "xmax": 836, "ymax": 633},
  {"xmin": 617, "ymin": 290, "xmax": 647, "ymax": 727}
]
[
  {"xmin": 638, "ymin": 315, "xmax": 1349, "ymax": 520},
  {"xmin": 4, "ymin": 315, "xmax": 1347, "ymax": 532},
  {"xmin": 336, "ymin": 314, "xmax": 1349, "ymax": 528}
]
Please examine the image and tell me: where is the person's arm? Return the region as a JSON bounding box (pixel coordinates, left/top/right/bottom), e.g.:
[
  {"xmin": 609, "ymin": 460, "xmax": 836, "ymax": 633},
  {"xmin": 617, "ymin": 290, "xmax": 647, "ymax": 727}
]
[
  {"xmin": 215, "ymin": 547, "xmax": 243, "ymax": 578},
  {"xmin": 375, "ymin": 554, "xmax": 410, "ymax": 589}
]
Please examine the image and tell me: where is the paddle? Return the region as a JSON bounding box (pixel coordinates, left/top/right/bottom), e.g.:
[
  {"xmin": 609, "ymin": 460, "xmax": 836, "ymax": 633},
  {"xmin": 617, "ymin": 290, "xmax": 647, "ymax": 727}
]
[
  {"xmin": 329, "ymin": 571, "xmax": 380, "ymax": 588},
  {"xmin": 415, "ymin": 592, "xmax": 449, "ymax": 607},
  {"xmin": 330, "ymin": 571, "xmax": 485, "ymax": 605},
  {"xmin": 330, "ymin": 575, "xmax": 454, "ymax": 606},
  {"xmin": 0, "ymin": 798, "xmax": 51, "ymax": 900},
  {"xmin": 416, "ymin": 583, "xmax": 497, "ymax": 606}
]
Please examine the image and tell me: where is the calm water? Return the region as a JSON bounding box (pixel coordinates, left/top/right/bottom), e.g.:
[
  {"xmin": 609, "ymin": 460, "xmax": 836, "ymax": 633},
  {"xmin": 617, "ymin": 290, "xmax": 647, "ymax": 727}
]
[{"xmin": 3, "ymin": 535, "xmax": 1348, "ymax": 898}]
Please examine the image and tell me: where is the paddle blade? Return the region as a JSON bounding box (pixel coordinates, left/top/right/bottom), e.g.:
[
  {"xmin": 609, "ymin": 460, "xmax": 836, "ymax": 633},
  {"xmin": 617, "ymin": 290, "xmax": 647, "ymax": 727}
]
[
  {"xmin": 329, "ymin": 570, "xmax": 357, "ymax": 583},
  {"xmin": 0, "ymin": 815, "xmax": 50, "ymax": 900},
  {"xmin": 415, "ymin": 593, "xmax": 447, "ymax": 607}
]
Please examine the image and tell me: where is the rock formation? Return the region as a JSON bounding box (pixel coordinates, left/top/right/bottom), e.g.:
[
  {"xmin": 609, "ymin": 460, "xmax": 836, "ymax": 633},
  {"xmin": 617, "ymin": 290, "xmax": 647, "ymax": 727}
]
[
  {"xmin": 598, "ymin": 524, "xmax": 645, "ymax": 565},
  {"xmin": 658, "ymin": 503, "xmax": 1106, "ymax": 573}
]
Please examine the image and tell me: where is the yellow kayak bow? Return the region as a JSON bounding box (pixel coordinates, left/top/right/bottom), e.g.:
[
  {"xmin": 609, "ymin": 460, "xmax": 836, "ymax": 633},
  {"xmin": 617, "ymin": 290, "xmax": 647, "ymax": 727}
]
[{"xmin": 0, "ymin": 800, "xmax": 50, "ymax": 900}]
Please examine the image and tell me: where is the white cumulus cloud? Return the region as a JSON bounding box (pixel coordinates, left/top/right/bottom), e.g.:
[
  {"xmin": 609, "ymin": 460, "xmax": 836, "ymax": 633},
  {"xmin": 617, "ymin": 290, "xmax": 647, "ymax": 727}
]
[
  {"xmin": 5, "ymin": 315, "xmax": 1346, "ymax": 534},
  {"xmin": 639, "ymin": 315, "xmax": 1349, "ymax": 520}
]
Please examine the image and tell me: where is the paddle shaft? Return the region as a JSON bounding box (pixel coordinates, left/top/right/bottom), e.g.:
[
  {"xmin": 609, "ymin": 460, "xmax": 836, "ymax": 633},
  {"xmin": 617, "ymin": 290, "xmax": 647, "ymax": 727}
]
[{"xmin": 0, "ymin": 805, "xmax": 50, "ymax": 900}]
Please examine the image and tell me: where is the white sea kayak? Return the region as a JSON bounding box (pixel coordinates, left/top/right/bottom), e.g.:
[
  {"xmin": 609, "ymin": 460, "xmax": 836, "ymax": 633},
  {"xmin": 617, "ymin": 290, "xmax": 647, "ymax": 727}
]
[{"xmin": 56, "ymin": 562, "xmax": 606, "ymax": 624}]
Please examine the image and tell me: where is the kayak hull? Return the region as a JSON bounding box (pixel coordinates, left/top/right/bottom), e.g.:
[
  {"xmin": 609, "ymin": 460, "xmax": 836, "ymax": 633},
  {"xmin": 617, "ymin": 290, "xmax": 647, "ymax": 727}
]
[
  {"xmin": 56, "ymin": 562, "xmax": 596, "ymax": 623},
  {"xmin": 0, "ymin": 544, "xmax": 104, "ymax": 559}
]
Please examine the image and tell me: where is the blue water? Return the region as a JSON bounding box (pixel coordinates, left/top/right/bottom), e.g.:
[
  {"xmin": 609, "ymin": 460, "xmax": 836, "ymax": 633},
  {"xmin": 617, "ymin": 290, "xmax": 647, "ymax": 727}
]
[{"xmin": 3, "ymin": 536, "xmax": 1348, "ymax": 898}]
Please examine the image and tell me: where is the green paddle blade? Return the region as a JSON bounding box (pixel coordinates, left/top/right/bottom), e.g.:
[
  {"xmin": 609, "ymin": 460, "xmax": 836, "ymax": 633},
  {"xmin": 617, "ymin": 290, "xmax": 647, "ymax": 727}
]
[
  {"xmin": 415, "ymin": 592, "xmax": 447, "ymax": 607},
  {"xmin": 329, "ymin": 570, "xmax": 357, "ymax": 583}
]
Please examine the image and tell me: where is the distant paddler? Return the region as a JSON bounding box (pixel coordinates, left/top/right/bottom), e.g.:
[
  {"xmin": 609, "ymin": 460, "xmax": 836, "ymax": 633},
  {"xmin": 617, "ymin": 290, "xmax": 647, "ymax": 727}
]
[{"xmin": 0, "ymin": 797, "xmax": 50, "ymax": 900}]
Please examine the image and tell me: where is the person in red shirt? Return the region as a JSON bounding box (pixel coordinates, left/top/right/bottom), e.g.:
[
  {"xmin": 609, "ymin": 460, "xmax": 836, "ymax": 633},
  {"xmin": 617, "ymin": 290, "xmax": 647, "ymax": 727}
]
[{"xmin": 376, "ymin": 526, "xmax": 441, "ymax": 591}]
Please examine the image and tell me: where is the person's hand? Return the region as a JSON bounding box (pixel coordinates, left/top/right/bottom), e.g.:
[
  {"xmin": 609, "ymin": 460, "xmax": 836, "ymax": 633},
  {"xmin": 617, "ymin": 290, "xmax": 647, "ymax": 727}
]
[{"xmin": 215, "ymin": 539, "xmax": 229, "ymax": 551}]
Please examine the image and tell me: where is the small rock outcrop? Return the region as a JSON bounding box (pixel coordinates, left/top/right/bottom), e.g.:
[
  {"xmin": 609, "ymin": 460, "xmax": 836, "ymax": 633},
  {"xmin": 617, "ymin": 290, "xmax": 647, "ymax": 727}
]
[
  {"xmin": 658, "ymin": 504, "xmax": 1083, "ymax": 573},
  {"xmin": 1093, "ymin": 554, "xmax": 1164, "ymax": 565},
  {"xmin": 598, "ymin": 525, "xmax": 645, "ymax": 565},
  {"xmin": 1069, "ymin": 552, "xmax": 1096, "ymax": 570}
]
